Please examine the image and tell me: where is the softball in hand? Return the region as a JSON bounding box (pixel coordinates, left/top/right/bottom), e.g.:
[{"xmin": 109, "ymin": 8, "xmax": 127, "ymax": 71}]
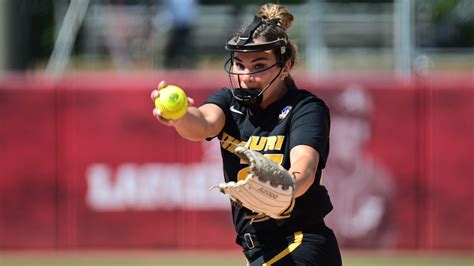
[{"xmin": 154, "ymin": 85, "xmax": 188, "ymax": 120}]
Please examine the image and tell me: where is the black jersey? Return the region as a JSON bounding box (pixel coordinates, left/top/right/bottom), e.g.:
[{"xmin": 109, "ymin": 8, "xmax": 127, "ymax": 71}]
[{"xmin": 204, "ymin": 85, "xmax": 333, "ymax": 238}]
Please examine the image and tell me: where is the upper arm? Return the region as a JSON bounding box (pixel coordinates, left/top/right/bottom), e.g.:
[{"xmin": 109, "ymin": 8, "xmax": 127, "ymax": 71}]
[
  {"xmin": 290, "ymin": 145, "xmax": 320, "ymax": 171},
  {"xmin": 290, "ymin": 98, "xmax": 330, "ymax": 169},
  {"xmin": 198, "ymin": 103, "xmax": 226, "ymax": 138}
]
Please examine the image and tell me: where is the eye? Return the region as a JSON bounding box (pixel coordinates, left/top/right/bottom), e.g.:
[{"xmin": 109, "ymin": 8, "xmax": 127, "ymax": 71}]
[
  {"xmin": 234, "ymin": 63, "xmax": 245, "ymax": 71},
  {"xmin": 254, "ymin": 63, "xmax": 266, "ymax": 71}
]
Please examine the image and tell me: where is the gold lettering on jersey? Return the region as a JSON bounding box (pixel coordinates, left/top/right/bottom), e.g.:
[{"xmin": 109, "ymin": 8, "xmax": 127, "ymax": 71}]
[
  {"xmin": 220, "ymin": 133, "xmax": 286, "ymax": 181},
  {"xmin": 275, "ymin": 135, "xmax": 284, "ymax": 150},
  {"xmin": 265, "ymin": 136, "xmax": 277, "ymax": 151},
  {"xmin": 220, "ymin": 132, "xmax": 285, "ymax": 153},
  {"xmin": 221, "ymin": 132, "xmax": 246, "ymax": 153},
  {"xmin": 265, "ymin": 154, "xmax": 283, "ymax": 165},
  {"xmin": 221, "ymin": 132, "xmax": 237, "ymax": 153},
  {"xmin": 265, "ymin": 135, "xmax": 284, "ymax": 151},
  {"xmin": 221, "ymin": 132, "xmax": 235, "ymax": 148},
  {"xmin": 248, "ymin": 136, "xmax": 266, "ymax": 151}
]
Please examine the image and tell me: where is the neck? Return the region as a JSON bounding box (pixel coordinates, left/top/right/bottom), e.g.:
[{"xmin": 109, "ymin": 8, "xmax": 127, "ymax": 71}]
[{"xmin": 260, "ymin": 82, "xmax": 288, "ymax": 109}]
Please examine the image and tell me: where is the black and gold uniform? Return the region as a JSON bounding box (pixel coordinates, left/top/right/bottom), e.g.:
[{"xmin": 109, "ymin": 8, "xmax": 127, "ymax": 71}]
[{"xmin": 204, "ymin": 83, "xmax": 342, "ymax": 265}]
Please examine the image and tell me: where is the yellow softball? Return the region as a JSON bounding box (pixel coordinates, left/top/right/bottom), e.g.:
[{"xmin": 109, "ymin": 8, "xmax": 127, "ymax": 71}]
[{"xmin": 154, "ymin": 85, "xmax": 188, "ymax": 120}]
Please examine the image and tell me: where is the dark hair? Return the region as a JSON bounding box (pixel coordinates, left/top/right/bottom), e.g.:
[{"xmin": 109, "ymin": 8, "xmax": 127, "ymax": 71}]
[{"xmin": 233, "ymin": 3, "xmax": 298, "ymax": 67}]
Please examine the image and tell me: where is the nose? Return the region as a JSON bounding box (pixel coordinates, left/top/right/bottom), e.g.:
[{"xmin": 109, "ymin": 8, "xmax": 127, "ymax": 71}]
[{"xmin": 239, "ymin": 70, "xmax": 255, "ymax": 82}]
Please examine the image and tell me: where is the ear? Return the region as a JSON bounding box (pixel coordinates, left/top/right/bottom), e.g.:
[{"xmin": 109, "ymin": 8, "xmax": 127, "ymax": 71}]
[
  {"xmin": 280, "ymin": 59, "xmax": 292, "ymax": 78},
  {"xmin": 283, "ymin": 58, "xmax": 292, "ymax": 73},
  {"xmin": 280, "ymin": 60, "xmax": 292, "ymax": 80}
]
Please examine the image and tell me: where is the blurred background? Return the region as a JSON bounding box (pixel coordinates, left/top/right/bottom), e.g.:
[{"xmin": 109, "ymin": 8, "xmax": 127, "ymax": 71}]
[
  {"xmin": 1, "ymin": 0, "xmax": 473, "ymax": 73},
  {"xmin": 0, "ymin": 0, "xmax": 473, "ymax": 265}
]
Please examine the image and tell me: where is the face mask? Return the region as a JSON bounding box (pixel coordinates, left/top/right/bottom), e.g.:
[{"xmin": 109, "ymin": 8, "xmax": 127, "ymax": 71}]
[{"xmin": 231, "ymin": 88, "xmax": 263, "ymax": 108}]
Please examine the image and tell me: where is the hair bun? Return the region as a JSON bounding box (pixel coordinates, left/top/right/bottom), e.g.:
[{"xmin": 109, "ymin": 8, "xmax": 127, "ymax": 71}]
[{"xmin": 258, "ymin": 3, "xmax": 294, "ymax": 30}]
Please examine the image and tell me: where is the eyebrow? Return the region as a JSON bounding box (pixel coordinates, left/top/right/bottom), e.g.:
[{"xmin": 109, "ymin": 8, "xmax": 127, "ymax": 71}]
[{"xmin": 233, "ymin": 56, "xmax": 270, "ymax": 63}]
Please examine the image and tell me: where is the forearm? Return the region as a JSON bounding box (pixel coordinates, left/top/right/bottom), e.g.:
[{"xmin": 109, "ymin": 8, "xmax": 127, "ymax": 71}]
[
  {"xmin": 290, "ymin": 158, "xmax": 316, "ymax": 197},
  {"xmin": 173, "ymin": 107, "xmax": 214, "ymax": 141},
  {"xmin": 289, "ymin": 145, "xmax": 319, "ymax": 198}
]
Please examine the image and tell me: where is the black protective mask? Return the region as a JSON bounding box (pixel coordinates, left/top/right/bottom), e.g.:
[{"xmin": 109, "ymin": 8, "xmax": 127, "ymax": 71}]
[{"xmin": 231, "ymin": 88, "xmax": 263, "ymax": 107}]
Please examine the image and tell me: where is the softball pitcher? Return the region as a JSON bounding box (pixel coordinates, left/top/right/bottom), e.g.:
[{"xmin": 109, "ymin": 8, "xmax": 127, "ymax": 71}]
[{"xmin": 152, "ymin": 3, "xmax": 342, "ymax": 265}]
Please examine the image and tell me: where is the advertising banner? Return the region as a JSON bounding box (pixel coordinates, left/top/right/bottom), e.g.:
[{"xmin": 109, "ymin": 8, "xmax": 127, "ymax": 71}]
[{"xmin": 0, "ymin": 73, "xmax": 472, "ymax": 250}]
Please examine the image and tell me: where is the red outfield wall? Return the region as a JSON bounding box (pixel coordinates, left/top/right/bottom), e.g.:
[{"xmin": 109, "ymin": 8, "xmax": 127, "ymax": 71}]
[{"xmin": 0, "ymin": 72, "xmax": 472, "ymax": 250}]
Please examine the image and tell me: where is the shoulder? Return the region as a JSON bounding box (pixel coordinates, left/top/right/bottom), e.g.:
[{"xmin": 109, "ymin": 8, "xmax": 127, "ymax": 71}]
[
  {"xmin": 203, "ymin": 88, "xmax": 233, "ymax": 108},
  {"xmin": 292, "ymin": 88, "xmax": 329, "ymax": 113},
  {"xmin": 209, "ymin": 87, "xmax": 233, "ymax": 99}
]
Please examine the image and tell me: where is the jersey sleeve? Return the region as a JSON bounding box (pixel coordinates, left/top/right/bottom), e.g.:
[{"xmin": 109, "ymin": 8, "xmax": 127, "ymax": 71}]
[
  {"xmin": 203, "ymin": 88, "xmax": 232, "ymax": 112},
  {"xmin": 202, "ymin": 88, "xmax": 232, "ymax": 140},
  {"xmin": 289, "ymin": 97, "xmax": 330, "ymax": 168}
]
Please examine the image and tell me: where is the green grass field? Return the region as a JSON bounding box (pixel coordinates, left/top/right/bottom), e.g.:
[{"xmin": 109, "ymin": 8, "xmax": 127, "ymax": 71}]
[{"xmin": 0, "ymin": 250, "xmax": 472, "ymax": 266}]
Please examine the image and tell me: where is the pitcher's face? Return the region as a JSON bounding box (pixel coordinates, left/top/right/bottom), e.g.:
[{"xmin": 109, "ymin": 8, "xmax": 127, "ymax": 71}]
[{"xmin": 231, "ymin": 49, "xmax": 279, "ymax": 90}]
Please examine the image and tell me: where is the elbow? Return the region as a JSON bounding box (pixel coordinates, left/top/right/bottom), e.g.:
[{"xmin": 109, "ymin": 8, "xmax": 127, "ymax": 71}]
[
  {"xmin": 178, "ymin": 132, "xmax": 208, "ymax": 142},
  {"xmin": 295, "ymin": 174, "xmax": 316, "ymax": 198},
  {"xmin": 179, "ymin": 127, "xmax": 214, "ymax": 142},
  {"xmin": 183, "ymin": 136, "xmax": 207, "ymax": 142}
]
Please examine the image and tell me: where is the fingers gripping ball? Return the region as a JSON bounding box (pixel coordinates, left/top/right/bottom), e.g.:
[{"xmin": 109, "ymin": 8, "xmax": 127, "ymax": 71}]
[{"xmin": 155, "ymin": 85, "xmax": 188, "ymax": 120}]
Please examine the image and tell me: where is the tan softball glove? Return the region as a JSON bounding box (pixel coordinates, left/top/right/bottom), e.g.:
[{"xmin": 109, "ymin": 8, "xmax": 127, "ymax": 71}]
[{"xmin": 211, "ymin": 145, "xmax": 295, "ymax": 222}]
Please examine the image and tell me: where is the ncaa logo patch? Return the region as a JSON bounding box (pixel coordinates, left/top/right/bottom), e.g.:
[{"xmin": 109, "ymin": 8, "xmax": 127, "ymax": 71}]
[{"xmin": 279, "ymin": 106, "xmax": 292, "ymax": 120}]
